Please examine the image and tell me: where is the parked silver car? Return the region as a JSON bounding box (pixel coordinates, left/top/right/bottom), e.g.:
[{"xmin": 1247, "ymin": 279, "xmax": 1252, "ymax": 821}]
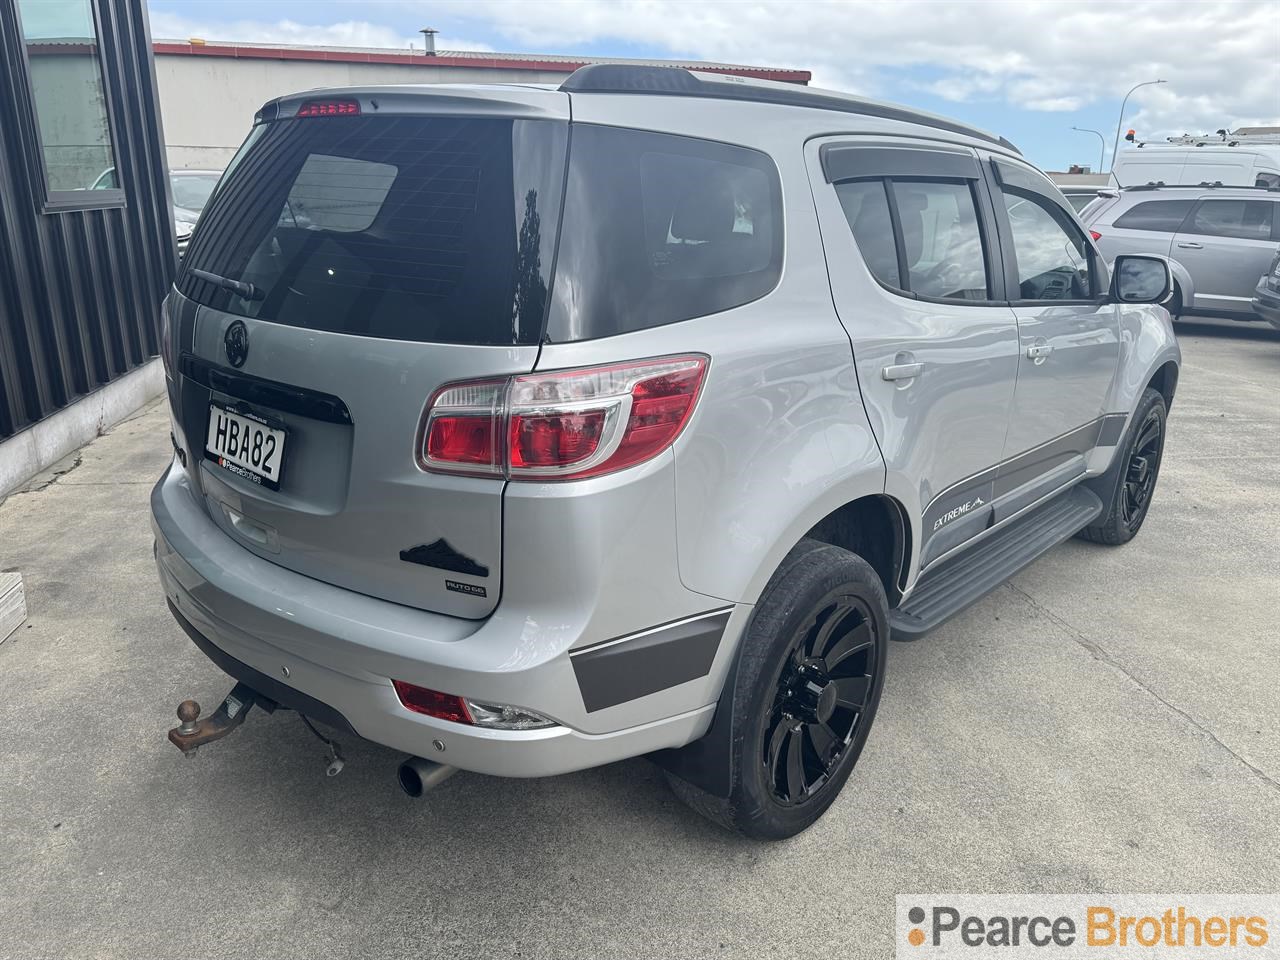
[
  {"xmin": 151, "ymin": 66, "xmax": 1180, "ymax": 838},
  {"xmin": 1084, "ymin": 183, "xmax": 1280, "ymax": 320},
  {"xmin": 93, "ymin": 166, "xmax": 222, "ymax": 256}
]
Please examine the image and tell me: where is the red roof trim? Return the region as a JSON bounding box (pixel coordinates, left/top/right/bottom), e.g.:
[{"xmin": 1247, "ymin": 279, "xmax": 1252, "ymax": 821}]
[{"xmin": 151, "ymin": 41, "xmax": 811, "ymax": 84}]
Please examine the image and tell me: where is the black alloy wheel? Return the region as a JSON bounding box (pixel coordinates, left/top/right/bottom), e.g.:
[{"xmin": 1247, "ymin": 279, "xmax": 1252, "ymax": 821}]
[
  {"xmin": 1121, "ymin": 406, "xmax": 1163, "ymax": 533},
  {"xmin": 663, "ymin": 538, "xmax": 889, "ymax": 839},
  {"xmin": 1078, "ymin": 386, "xmax": 1168, "ymax": 545},
  {"xmin": 763, "ymin": 596, "xmax": 878, "ymax": 805}
]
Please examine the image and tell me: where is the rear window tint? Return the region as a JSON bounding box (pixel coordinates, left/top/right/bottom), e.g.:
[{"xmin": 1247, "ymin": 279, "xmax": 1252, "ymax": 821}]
[
  {"xmin": 1113, "ymin": 199, "xmax": 1195, "ymax": 232},
  {"xmin": 178, "ymin": 116, "xmax": 566, "ymax": 346},
  {"xmin": 545, "ymin": 125, "xmax": 782, "ymax": 341}
]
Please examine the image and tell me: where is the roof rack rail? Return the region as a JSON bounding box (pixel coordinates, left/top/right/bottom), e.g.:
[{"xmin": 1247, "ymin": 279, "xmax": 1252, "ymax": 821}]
[
  {"xmin": 1120, "ymin": 180, "xmax": 1280, "ymax": 193},
  {"xmin": 558, "ymin": 64, "xmax": 1020, "ymax": 154}
]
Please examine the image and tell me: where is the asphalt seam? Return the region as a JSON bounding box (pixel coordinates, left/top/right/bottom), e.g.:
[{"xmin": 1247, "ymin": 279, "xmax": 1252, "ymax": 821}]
[{"xmin": 1004, "ymin": 580, "xmax": 1280, "ymax": 794}]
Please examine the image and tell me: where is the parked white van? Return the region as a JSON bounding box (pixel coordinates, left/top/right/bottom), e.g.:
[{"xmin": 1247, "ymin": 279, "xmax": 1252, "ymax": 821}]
[{"xmin": 1112, "ymin": 144, "xmax": 1280, "ymax": 189}]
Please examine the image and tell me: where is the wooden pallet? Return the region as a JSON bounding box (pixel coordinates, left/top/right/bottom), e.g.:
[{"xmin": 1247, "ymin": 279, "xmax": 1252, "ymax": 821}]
[{"xmin": 1, "ymin": 573, "xmax": 25, "ymax": 644}]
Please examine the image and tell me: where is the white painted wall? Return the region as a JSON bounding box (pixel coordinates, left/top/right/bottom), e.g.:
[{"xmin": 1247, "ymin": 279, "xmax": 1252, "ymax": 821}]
[{"xmin": 155, "ymin": 55, "xmax": 574, "ymax": 170}]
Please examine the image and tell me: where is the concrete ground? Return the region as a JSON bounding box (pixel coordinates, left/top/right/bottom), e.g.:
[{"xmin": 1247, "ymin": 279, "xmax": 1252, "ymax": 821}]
[{"xmin": 1, "ymin": 318, "xmax": 1277, "ymax": 960}]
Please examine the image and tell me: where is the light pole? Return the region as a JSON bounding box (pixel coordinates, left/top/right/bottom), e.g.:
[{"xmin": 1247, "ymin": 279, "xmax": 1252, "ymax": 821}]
[
  {"xmin": 1111, "ymin": 79, "xmax": 1166, "ymax": 172},
  {"xmin": 1072, "ymin": 126, "xmax": 1106, "ymax": 173}
]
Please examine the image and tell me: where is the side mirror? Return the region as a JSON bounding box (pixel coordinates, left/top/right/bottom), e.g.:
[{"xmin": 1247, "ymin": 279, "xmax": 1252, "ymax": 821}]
[{"xmin": 1111, "ymin": 255, "xmax": 1173, "ymax": 305}]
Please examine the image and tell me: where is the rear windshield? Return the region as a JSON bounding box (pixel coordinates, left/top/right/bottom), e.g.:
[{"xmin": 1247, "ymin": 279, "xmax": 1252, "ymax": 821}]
[
  {"xmin": 179, "ymin": 116, "xmax": 782, "ymax": 345},
  {"xmin": 178, "ymin": 115, "xmax": 567, "ymax": 345},
  {"xmin": 546, "ymin": 125, "xmax": 783, "ymax": 341}
]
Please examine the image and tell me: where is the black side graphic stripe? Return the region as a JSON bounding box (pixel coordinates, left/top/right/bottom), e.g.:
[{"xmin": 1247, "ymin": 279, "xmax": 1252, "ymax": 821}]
[
  {"xmin": 924, "ymin": 414, "xmax": 1123, "ymax": 515},
  {"xmin": 992, "ymin": 419, "xmax": 1100, "ymax": 500}
]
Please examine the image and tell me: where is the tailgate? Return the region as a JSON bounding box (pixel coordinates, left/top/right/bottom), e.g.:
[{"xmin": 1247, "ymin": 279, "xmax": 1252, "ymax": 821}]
[{"xmin": 168, "ymin": 91, "xmax": 568, "ymax": 618}]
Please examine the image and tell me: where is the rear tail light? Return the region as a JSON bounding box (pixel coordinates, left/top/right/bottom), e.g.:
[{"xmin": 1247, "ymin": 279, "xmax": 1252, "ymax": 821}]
[
  {"xmin": 392, "ymin": 680, "xmax": 556, "ymax": 730},
  {"xmin": 1089, "ymin": 230, "xmax": 1102, "ymax": 241},
  {"xmin": 392, "ymin": 681, "xmax": 471, "ymax": 724},
  {"xmin": 296, "ymin": 99, "xmax": 360, "ymax": 117},
  {"xmin": 417, "ymin": 355, "xmax": 708, "ymax": 481}
]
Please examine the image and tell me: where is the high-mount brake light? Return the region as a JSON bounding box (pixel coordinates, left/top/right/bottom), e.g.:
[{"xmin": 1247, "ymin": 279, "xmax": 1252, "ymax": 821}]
[
  {"xmin": 417, "ymin": 356, "xmax": 709, "ymax": 481},
  {"xmin": 296, "ymin": 99, "xmax": 360, "ymax": 117}
]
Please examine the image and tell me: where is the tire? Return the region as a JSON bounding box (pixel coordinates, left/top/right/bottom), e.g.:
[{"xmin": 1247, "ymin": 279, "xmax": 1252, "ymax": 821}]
[
  {"xmin": 666, "ymin": 538, "xmax": 889, "ymax": 840},
  {"xmin": 1078, "ymin": 387, "xmax": 1167, "ymax": 545},
  {"xmin": 1166, "ymin": 282, "xmax": 1183, "ymax": 321}
]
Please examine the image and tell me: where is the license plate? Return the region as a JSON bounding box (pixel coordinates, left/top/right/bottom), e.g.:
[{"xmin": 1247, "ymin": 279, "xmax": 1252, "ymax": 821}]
[{"xmin": 205, "ymin": 404, "xmax": 286, "ymax": 489}]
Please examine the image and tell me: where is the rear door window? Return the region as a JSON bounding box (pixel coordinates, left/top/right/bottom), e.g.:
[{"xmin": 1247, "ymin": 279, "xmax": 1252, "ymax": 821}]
[
  {"xmin": 833, "ymin": 176, "xmax": 993, "ymax": 301},
  {"xmin": 1112, "ymin": 199, "xmax": 1195, "ymax": 232},
  {"xmin": 1183, "ymin": 199, "xmax": 1276, "ymax": 240},
  {"xmin": 894, "ymin": 181, "xmax": 989, "ymax": 300},
  {"xmin": 178, "ymin": 115, "xmax": 567, "ymax": 346},
  {"xmin": 544, "ymin": 125, "xmax": 783, "ymax": 341}
]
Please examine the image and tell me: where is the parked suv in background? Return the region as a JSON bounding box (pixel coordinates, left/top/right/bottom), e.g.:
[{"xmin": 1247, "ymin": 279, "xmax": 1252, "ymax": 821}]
[
  {"xmin": 151, "ymin": 66, "xmax": 1180, "ymax": 839},
  {"xmin": 1084, "ymin": 183, "xmax": 1280, "ymax": 320}
]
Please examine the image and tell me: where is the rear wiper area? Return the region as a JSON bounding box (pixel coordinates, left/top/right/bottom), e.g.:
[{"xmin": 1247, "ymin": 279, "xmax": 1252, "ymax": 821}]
[{"xmin": 189, "ymin": 268, "xmax": 264, "ymax": 301}]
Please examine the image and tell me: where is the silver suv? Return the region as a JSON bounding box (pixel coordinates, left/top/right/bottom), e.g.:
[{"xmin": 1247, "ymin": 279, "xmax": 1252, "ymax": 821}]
[
  {"xmin": 1083, "ymin": 183, "xmax": 1280, "ymax": 320},
  {"xmin": 151, "ymin": 66, "xmax": 1180, "ymax": 839}
]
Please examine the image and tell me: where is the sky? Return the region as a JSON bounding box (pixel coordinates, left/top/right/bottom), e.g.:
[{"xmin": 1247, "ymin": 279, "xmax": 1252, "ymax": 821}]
[{"xmin": 145, "ymin": 0, "xmax": 1280, "ymax": 172}]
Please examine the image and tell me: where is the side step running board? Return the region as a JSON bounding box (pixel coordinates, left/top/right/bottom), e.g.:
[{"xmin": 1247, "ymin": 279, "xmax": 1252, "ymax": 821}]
[{"xmin": 890, "ymin": 485, "xmax": 1104, "ymax": 640}]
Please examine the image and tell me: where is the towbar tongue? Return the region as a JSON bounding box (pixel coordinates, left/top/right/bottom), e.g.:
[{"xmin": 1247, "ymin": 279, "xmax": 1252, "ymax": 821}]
[{"xmin": 167, "ymin": 682, "xmax": 258, "ymax": 756}]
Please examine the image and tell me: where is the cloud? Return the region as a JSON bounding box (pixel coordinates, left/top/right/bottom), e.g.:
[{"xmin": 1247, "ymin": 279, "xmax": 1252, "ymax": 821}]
[
  {"xmin": 147, "ymin": 0, "xmax": 1280, "ymax": 156},
  {"xmin": 415, "ymin": 0, "xmax": 1279, "ymax": 139},
  {"xmin": 148, "ymin": 11, "xmax": 492, "ymax": 53}
]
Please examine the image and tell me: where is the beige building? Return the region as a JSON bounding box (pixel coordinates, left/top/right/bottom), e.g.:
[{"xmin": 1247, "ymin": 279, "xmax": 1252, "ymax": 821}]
[{"xmin": 153, "ymin": 39, "xmax": 810, "ymax": 170}]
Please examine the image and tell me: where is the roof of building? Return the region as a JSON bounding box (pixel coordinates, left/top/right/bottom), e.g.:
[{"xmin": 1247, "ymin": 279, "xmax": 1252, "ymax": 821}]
[{"xmin": 152, "ymin": 39, "xmax": 811, "ymax": 84}]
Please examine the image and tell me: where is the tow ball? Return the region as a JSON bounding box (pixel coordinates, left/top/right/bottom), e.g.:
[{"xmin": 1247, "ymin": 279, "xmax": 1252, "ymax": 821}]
[
  {"xmin": 167, "ymin": 683, "xmax": 346, "ymax": 777},
  {"xmin": 167, "ymin": 682, "xmax": 258, "ymax": 756}
]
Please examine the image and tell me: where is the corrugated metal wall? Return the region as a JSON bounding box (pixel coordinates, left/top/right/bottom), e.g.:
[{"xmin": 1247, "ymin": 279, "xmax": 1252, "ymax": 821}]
[{"xmin": 0, "ymin": 0, "xmax": 174, "ymax": 442}]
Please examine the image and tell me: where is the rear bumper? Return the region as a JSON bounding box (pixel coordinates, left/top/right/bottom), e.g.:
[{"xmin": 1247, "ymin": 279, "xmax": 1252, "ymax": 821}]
[
  {"xmin": 1252, "ymin": 278, "xmax": 1280, "ymax": 329},
  {"xmin": 151, "ymin": 460, "xmax": 739, "ymax": 777}
]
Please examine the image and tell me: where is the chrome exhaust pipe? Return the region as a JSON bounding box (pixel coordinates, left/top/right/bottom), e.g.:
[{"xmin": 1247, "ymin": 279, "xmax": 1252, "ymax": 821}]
[{"xmin": 397, "ymin": 756, "xmax": 458, "ymax": 797}]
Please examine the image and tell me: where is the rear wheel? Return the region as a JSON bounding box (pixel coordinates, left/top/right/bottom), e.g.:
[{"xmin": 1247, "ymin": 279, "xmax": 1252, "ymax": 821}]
[
  {"xmin": 666, "ymin": 539, "xmax": 888, "ymax": 839},
  {"xmin": 1079, "ymin": 387, "xmax": 1167, "ymax": 545}
]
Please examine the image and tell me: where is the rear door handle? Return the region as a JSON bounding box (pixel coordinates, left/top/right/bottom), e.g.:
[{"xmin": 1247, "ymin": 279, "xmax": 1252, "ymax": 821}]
[
  {"xmin": 1026, "ymin": 344, "xmax": 1054, "ymax": 361},
  {"xmin": 881, "ymin": 362, "xmax": 924, "ymax": 381},
  {"xmin": 1176, "ymin": 241, "xmax": 1203, "ymax": 249}
]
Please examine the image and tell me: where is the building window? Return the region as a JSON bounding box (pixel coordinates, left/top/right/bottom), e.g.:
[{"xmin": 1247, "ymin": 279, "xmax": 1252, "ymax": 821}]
[{"xmin": 16, "ymin": 0, "xmax": 121, "ymax": 206}]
